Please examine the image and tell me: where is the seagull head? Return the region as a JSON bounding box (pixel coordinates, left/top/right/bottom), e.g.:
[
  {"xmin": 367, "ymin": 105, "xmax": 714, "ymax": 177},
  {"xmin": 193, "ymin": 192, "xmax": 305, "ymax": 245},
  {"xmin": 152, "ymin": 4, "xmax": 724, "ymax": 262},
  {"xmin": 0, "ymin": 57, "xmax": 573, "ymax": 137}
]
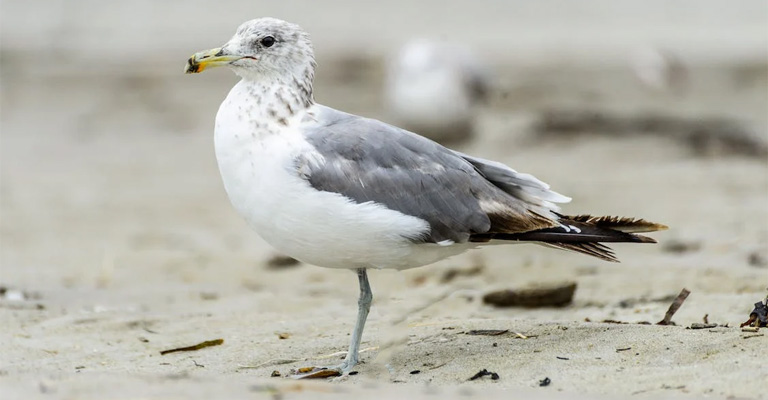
[{"xmin": 185, "ymin": 18, "xmax": 315, "ymax": 81}]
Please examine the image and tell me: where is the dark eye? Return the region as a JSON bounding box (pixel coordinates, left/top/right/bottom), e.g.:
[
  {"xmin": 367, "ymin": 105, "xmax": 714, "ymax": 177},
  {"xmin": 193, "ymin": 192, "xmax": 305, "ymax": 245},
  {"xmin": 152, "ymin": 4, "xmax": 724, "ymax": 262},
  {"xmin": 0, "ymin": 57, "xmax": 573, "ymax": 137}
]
[{"xmin": 260, "ymin": 36, "xmax": 276, "ymax": 48}]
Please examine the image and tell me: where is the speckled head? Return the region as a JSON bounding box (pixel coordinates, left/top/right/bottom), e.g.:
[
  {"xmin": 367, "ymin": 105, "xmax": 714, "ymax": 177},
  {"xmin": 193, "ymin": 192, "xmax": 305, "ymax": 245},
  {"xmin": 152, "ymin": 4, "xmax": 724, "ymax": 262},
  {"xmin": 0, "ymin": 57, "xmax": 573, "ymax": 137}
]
[{"xmin": 186, "ymin": 18, "xmax": 316, "ymax": 84}]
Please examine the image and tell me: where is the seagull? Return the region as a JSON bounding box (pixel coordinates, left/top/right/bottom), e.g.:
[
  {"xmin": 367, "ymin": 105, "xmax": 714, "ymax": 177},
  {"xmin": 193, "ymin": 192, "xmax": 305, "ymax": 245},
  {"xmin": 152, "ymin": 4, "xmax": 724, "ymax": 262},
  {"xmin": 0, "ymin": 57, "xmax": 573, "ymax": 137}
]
[
  {"xmin": 384, "ymin": 39, "xmax": 490, "ymax": 143},
  {"xmin": 185, "ymin": 18, "xmax": 666, "ymax": 376}
]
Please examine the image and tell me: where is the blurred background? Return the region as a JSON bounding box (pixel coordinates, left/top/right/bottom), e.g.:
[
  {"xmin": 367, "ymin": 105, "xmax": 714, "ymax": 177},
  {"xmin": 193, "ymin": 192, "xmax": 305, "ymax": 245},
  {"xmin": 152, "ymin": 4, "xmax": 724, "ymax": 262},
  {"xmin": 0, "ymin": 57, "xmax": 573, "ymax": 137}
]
[
  {"xmin": 0, "ymin": 0, "xmax": 768, "ymax": 396},
  {"xmin": 2, "ymin": 0, "xmax": 766, "ymax": 284},
  {"xmin": 1, "ymin": 1, "xmax": 767, "ymax": 394}
]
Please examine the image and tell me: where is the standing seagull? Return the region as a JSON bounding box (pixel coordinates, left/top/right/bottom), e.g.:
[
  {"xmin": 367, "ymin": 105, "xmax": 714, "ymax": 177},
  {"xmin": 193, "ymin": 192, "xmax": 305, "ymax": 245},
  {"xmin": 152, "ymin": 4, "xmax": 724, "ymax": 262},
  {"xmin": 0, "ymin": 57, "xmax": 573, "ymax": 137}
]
[{"xmin": 185, "ymin": 18, "xmax": 666, "ymax": 375}]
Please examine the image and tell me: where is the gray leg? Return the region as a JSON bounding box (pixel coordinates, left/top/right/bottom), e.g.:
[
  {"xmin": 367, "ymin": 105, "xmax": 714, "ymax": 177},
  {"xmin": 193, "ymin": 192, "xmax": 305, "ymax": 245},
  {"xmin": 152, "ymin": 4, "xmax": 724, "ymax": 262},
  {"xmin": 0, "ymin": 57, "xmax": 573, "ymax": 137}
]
[
  {"xmin": 339, "ymin": 268, "xmax": 372, "ymax": 373},
  {"xmin": 293, "ymin": 268, "xmax": 372, "ymax": 378}
]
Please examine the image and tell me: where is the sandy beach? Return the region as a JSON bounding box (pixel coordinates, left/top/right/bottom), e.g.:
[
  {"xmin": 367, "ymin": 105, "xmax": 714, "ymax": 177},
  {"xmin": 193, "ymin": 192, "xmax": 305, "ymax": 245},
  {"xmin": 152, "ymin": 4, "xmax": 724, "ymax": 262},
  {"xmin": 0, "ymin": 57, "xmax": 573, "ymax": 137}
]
[{"xmin": 2, "ymin": 1, "xmax": 767, "ymax": 398}]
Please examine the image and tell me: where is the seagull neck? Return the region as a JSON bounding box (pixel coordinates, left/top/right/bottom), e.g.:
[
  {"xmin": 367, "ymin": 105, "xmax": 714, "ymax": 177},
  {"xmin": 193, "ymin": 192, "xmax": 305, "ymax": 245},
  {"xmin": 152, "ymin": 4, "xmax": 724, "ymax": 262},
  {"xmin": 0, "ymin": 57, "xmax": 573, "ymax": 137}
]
[{"xmin": 238, "ymin": 71, "xmax": 315, "ymax": 125}]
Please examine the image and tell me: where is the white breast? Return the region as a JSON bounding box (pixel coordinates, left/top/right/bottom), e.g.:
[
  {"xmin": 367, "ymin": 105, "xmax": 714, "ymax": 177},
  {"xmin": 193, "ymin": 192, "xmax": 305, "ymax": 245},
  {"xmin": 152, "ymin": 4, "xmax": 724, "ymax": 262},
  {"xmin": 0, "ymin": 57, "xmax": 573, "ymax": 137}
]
[{"xmin": 213, "ymin": 81, "xmax": 466, "ymax": 270}]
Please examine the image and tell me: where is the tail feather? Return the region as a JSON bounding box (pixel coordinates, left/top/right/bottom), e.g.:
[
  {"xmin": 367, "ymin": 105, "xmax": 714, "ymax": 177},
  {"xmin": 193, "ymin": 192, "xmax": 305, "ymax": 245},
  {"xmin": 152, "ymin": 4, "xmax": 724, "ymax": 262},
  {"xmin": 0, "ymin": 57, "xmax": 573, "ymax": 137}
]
[
  {"xmin": 545, "ymin": 242, "xmax": 619, "ymax": 262},
  {"xmin": 563, "ymin": 214, "xmax": 668, "ymax": 233},
  {"xmin": 470, "ymin": 214, "xmax": 667, "ymax": 262}
]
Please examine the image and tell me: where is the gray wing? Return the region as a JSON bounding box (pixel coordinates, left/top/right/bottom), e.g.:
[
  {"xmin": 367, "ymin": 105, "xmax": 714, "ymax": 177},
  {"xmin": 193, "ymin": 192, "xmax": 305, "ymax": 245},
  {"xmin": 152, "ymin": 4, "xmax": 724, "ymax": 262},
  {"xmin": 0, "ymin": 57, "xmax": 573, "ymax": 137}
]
[
  {"xmin": 299, "ymin": 106, "xmax": 562, "ymax": 243},
  {"xmin": 454, "ymin": 153, "xmax": 572, "ymax": 207}
]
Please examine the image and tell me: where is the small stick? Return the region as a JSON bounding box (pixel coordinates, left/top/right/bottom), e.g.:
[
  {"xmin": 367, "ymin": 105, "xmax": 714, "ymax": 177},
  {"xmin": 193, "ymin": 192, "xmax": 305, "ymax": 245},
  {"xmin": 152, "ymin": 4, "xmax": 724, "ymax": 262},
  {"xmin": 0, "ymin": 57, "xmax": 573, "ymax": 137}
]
[
  {"xmin": 657, "ymin": 288, "xmax": 690, "ymax": 325},
  {"xmin": 160, "ymin": 339, "xmax": 223, "ymax": 355}
]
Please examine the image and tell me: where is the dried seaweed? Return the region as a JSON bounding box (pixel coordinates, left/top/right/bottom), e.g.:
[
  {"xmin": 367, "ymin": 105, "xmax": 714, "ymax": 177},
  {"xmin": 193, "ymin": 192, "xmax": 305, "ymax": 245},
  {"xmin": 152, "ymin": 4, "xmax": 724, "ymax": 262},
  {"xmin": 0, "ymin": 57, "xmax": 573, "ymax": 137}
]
[{"xmin": 160, "ymin": 339, "xmax": 224, "ymax": 355}]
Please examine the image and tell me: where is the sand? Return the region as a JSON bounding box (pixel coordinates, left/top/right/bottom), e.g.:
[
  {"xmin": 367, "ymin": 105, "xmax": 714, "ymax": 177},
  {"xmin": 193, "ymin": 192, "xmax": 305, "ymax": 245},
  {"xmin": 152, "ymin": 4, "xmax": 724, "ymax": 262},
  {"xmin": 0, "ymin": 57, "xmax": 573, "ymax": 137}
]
[{"xmin": 2, "ymin": 1, "xmax": 767, "ymax": 398}]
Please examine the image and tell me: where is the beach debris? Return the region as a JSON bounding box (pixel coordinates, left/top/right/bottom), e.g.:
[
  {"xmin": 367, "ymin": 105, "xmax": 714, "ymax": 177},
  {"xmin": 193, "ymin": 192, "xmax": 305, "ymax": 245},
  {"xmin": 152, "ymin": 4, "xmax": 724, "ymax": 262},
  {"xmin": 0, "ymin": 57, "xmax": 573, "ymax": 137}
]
[
  {"xmin": 539, "ymin": 377, "xmax": 551, "ymax": 387},
  {"xmin": 657, "ymin": 288, "xmax": 690, "ymax": 326},
  {"xmin": 159, "ymin": 338, "xmax": 224, "ymax": 355},
  {"xmin": 584, "ymin": 318, "xmax": 651, "ymax": 325},
  {"xmin": 616, "ymin": 347, "xmax": 632, "ymax": 352},
  {"xmin": 441, "ymin": 264, "xmax": 484, "ymax": 283},
  {"xmin": 483, "ymin": 282, "xmax": 576, "ymax": 308},
  {"xmin": 348, "ymin": 371, "xmax": 359, "ymax": 375},
  {"xmin": 266, "ymin": 254, "xmax": 301, "ymax": 269},
  {"xmin": 469, "ymin": 369, "xmax": 500, "ymax": 381},
  {"xmin": 466, "ymin": 329, "xmax": 508, "ymax": 336},
  {"xmin": 703, "ymin": 314, "xmax": 709, "ymax": 324},
  {"xmin": 688, "ymin": 323, "xmax": 718, "ymax": 330},
  {"xmin": 464, "ymin": 329, "xmax": 531, "ymax": 339},
  {"xmin": 742, "ymin": 333, "xmax": 764, "ymax": 338},
  {"xmin": 556, "ymin": 356, "xmax": 569, "ymax": 360},
  {"xmin": 740, "ymin": 295, "xmax": 768, "ymax": 329},
  {"xmin": 270, "ymin": 370, "xmax": 281, "ymax": 377},
  {"xmin": 410, "ymin": 370, "xmax": 421, "ymax": 375},
  {"xmin": 277, "ymin": 332, "xmax": 290, "ymax": 339},
  {"xmin": 291, "ymin": 367, "xmax": 341, "ymax": 379}
]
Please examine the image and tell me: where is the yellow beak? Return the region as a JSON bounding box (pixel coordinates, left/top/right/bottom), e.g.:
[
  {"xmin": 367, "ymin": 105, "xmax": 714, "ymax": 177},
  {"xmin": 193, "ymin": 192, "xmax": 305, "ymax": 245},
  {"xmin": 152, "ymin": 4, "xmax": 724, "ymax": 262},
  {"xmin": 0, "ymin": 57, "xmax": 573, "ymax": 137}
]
[{"xmin": 185, "ymin": 47, "xmax": 243, "ymax": 74}]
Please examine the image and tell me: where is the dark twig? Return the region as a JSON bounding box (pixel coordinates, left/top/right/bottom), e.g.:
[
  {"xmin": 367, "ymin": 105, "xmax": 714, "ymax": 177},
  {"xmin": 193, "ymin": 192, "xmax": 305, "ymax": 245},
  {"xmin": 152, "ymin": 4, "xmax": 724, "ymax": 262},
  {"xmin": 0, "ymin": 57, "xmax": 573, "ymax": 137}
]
[
  {"xmin": 160, "ymin": 339, "xmax": 224, "ymax": 355},
  {"xmin": 657, "ymin": 288, "xmax": 690, "ymax": 325},
  {"xmin": 466, "ymin": 329, "xmax": 509, "ymax": 336},
  {"xmin": 469, "ymin": 369, "xmax": 500, "ymax": 381}
]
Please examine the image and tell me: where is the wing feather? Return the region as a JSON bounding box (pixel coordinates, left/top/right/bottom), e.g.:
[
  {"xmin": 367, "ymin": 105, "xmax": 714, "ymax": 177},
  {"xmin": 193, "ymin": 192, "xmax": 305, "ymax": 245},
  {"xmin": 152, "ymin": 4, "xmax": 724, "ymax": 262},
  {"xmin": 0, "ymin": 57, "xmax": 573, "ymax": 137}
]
[{"xmin": 299, "ymin": 106, "xmax": 558, "ymax": 243}]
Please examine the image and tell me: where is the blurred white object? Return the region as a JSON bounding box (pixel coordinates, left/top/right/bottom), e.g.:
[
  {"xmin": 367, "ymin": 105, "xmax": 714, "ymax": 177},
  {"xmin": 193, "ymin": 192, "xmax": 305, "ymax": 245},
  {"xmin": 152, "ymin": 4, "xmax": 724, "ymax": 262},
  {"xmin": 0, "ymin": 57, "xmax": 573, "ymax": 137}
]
[
  {"xmin": 630, "ymin": 47, "xmax": 689, "ymax": 93},
  {"xmin": 384, "ymin": 39, "xmax": 490, "ymax": 143}
]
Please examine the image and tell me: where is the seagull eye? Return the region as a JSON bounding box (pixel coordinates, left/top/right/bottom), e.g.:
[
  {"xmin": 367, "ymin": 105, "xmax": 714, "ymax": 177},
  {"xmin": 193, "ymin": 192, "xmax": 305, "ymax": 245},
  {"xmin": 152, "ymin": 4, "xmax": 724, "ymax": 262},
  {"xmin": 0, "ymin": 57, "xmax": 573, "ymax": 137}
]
[{"xmin": 260, "ymin": 36, "xmax": 276, "ymax": 48}]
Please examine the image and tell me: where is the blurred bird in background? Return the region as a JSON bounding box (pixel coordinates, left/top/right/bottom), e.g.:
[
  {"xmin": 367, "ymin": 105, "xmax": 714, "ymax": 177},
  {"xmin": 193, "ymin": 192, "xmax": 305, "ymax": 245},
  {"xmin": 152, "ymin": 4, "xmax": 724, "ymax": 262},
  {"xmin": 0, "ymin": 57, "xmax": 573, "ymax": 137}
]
[
  {"xmin": 630, "ymin": 46, "xmax": 689, "ymax": 94},
  {"xmin": 384, "ymin": 39, "xmax": 491, "ymax": 144}
]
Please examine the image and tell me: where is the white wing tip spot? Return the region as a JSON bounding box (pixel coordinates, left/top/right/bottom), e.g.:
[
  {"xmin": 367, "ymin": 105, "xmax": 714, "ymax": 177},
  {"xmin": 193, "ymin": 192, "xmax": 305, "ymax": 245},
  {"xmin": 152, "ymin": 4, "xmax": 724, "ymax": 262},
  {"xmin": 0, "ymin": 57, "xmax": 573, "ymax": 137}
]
[{"xmin": 569, "ymin": 225, "xmax": 581, "ymax": 233}]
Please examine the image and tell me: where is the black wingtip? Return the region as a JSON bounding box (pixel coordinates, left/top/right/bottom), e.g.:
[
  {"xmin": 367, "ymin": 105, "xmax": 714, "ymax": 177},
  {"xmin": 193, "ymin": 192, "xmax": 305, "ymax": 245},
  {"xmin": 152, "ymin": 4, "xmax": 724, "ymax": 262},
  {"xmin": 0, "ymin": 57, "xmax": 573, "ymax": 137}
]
[{"xmin": 548, "ymin": 241, "xmax": 620, "ymax": 262}]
